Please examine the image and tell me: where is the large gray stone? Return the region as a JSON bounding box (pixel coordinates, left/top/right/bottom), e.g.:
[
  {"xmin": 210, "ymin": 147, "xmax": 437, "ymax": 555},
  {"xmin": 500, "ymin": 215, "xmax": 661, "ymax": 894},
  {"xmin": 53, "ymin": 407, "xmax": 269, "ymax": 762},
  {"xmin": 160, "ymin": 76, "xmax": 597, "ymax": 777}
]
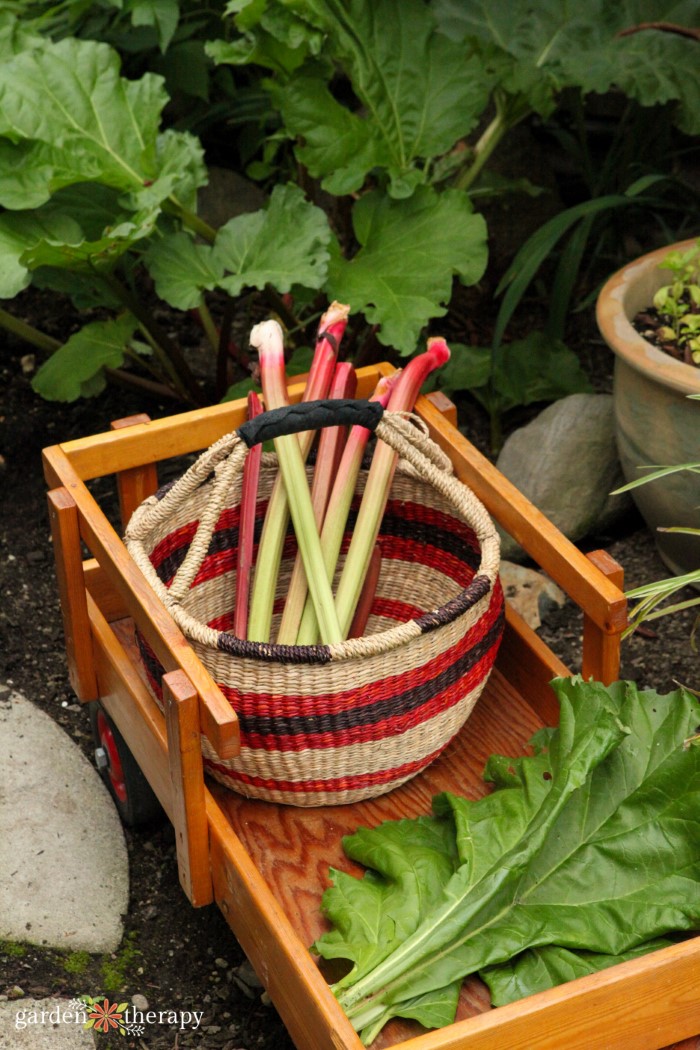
[
  {"xmin": 0, "ymin": 688, "xmax": 128, "ymax": 953},
  {"xmin": 0, "ymin": 998, "xmax": 95, "ymax": 1049},
  {"xmin": 495, "ymin": 394, "xmax": 632, "ymax": 560}
]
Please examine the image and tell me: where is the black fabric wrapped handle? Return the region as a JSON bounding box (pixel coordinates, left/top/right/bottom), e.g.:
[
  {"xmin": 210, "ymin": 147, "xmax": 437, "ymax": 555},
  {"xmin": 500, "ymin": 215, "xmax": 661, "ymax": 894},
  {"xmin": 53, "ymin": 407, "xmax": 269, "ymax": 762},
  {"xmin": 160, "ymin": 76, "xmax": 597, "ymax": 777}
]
[{"xmin": 237, "ymin": 398, "xmax": 384, "ymax": 448}]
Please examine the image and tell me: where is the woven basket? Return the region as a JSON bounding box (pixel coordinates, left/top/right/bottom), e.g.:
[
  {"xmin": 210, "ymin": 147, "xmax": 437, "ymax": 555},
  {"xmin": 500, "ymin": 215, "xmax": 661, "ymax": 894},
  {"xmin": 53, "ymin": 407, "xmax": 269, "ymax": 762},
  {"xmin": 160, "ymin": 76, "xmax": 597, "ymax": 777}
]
[{"xmin": 125, "ymin": 400, "xmax": 504, "ymax": 806}]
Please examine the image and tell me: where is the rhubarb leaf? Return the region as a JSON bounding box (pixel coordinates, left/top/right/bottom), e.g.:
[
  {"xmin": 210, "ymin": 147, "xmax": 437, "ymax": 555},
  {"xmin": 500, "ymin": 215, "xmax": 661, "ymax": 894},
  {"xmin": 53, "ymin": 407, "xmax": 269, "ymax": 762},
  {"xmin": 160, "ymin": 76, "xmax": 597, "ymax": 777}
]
[
  {"xmin": 481, "ymin": 939, "xmax": 675, "ymax": 1007},
  {"xmin": 0, "ymin": 35, "xmax": 205, "ymax": 206},
  {"xmin": 0, "ymin": 196, "xmax": 159, "ymax": 298},
  {"xmin": 31, "ymin": 314, "xmax": 138, "ymax": 401},
  {"xmin": 146, "ymin": 183, "xmax": 332, "ymax": 307},
  {"xmin": 315, "ymin": 816, "xmax": 459, "ymax": 985},
  {"xmin": 433, "ymin": 0, "xmax": 700, "ymax": 132},
  {"xmin": 277, "ymin": 0, "xmax": 492, "ymax": 197},
  {"xmin": 322, "ymin": 678, "xmax": 700, "ymax": 1040},
  {"xmin": 214, "ymin": 182, "xmax": 331, "ymax": 295},
  {"xmin": 327, "ymin": 186, "xmax": 487, "ymax": 352}
]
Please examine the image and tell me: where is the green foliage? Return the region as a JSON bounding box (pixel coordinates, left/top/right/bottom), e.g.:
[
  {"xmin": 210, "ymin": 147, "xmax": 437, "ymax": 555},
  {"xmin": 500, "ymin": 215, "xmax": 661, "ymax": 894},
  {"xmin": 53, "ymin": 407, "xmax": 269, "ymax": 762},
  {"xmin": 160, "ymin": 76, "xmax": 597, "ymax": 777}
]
[
  {"xmin": 315, "ymin": 677, "xmax": 700, "ymax": 1042},
  {"xmin": 32, "ymin": 315, "xmax": 139, "ymax": 401},
  {"xmin": 327, "ymin": 187, "xmax": 487, "ymax": 352},
  {"xmin": 434, "ymin": 333, "xmax": 592, "ymax": 451},
  {"xmin": 3, "ymin": 0, "xmax": 700, "ymax": 411},
  {"xmin": 653, "ymin": 240, "xmax": 700, "ymax": 355}
]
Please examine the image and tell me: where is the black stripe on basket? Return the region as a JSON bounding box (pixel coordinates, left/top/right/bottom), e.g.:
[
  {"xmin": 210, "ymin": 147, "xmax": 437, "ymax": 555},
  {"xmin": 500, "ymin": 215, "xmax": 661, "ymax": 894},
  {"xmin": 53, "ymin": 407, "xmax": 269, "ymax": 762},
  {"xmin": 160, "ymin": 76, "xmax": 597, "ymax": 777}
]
[
  {"xmin": 416, "ymin": 573, "xmax": 491, "ymax": 632},
  {"xmin": 236, "ymin": 607, "xmax": 504, "ymax": 737},
  {"xmin": 217, "ymin": 632, "xmax": 332, "ymax": 665},
  {"xmin": 153, "ymin": 507, "xmax": 479, "ymax": 588},
  {"xmin": 155, "ymin": 524, "xmax": 244, "ymax": 585}
]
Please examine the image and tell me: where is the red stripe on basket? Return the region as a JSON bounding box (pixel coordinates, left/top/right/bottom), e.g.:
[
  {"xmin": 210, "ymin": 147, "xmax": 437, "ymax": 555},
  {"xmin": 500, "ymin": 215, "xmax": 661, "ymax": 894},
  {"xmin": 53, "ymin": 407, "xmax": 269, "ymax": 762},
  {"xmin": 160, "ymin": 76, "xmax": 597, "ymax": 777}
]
[
  {"xmin": 219, "ymin": 586, "xmax": 503, "ymax": 722},
  {"xmin": 239, "ymin": 638, "xmax": 500, "ymax": 752},
  {"xmin": 375, "ymin": 534, "xmax": 476, "ymax": 587},
  {"xmin": 370, "ymin": 597, "xmax": 425, "ymax": 622},
  {"xmin": 205, "ymin": 738, "xmax": 450, "ymax": 795}
]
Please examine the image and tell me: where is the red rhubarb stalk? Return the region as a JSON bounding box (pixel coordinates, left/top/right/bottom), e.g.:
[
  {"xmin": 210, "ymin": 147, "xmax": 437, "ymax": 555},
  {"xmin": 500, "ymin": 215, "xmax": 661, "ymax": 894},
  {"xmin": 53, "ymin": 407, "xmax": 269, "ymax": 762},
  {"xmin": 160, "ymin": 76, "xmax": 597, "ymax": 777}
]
[
  {"xmin": 347, "ymin": 543, "xmax": 382, "ymax": 639},
  {"xmin": 295, "ymin": 370, "xmax": 399, "ymax": 645},
  {"xmin": 333, "ymin": 338, "xmax": 450, "ymax": 639},
  {"xmin": 277, "ymin": 360, "xmax": 357, "ymax": 644},
  {"xmin": 247, "ymin": 309, "xmax": 349, "ymax": 644},
  {"xmin": 234, "ymin": 390, "xmax": 263, "ymax": 639}
]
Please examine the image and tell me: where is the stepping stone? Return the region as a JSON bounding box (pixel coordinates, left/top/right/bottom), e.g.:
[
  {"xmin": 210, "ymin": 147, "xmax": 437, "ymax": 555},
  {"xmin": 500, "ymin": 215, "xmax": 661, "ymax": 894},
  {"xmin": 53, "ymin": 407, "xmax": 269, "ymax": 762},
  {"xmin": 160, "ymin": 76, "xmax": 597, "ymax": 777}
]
[
  {"xmin": 0, "ymin": 687, "xmax": 128, "ymax": 953},
  {"xmin": 0, "ymin": 997, "xmax": 95, "ymax": 1048}
]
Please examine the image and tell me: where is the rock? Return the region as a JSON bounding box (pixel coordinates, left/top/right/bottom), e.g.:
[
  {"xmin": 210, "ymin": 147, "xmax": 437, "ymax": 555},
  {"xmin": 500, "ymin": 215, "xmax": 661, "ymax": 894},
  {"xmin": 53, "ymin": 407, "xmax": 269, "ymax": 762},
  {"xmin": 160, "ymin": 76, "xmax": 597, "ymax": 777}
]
[
  {"xmin": 0, "ymin": 997, "xmax": 95, "ymax": 1048},
  {"xmin": 499, "ymin": 561, "xmax": 567, "ymax": 629},
  {"xmin": 197, "ymin": 167, "xmax": 266, "ymax": 229},
  {"xmin": 496, "ymin": 394, "xmax": 632, "ymax": 560},
  {"xmin": 0, "ymin": 689, "xmax": 129, "ymax": 953},
  {"xmin": 131, "ymin": 994, "xmax": 149, "ymax": 1012}
]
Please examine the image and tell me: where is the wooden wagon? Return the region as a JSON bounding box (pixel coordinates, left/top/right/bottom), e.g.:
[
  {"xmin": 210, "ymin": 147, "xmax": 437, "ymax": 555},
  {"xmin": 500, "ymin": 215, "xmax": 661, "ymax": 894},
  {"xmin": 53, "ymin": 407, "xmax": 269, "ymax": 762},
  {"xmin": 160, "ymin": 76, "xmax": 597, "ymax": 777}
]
[{"xmin": 42, "ymin": 363, "xmax": 700, "ymax": 1050}]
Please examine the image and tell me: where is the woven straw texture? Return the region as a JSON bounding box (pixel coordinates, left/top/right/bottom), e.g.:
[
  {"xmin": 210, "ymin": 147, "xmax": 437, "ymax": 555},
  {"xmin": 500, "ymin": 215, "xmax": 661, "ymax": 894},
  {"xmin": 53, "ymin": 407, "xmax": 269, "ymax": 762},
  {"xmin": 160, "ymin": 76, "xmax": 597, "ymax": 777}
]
[{"xmin": 126, "ymin": 413, "xmax": 504, "ymax": 806}]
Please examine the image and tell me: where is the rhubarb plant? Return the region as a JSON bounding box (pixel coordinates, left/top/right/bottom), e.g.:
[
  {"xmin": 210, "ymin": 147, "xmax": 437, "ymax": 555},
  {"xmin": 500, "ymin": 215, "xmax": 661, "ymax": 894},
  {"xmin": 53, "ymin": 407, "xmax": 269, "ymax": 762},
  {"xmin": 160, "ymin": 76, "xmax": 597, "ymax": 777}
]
[{"xmin": 315, "ymin": 676, "xmax": 700, "ymax": 1043}]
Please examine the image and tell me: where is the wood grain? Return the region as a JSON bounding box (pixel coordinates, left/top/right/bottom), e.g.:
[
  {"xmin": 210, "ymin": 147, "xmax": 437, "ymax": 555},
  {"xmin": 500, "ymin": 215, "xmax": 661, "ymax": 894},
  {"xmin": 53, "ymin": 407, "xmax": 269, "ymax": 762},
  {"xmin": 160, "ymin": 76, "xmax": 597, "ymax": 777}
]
[
  {"xmin": 163, "ymin": 670, "xmax": 213, "ymax": 907},
  {"xmin": 582, "ymin": 549, "xmax": 625, "ymax": 684},
  {"xmin": 110, "ymin": 414, "xmax": 160, "ymax": 528},
  {"xmin": 46, "ymin": 487, "xmax": 99, "ymax": 702}
]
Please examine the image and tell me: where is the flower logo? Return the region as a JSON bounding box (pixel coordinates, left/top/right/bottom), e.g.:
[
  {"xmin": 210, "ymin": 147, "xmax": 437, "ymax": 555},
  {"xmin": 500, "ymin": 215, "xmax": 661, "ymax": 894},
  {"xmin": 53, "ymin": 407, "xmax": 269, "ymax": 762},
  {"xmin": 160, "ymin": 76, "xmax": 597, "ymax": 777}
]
[{"xmin": 82, "ymin": 997, "xmax": 128, "ymax": 1035}]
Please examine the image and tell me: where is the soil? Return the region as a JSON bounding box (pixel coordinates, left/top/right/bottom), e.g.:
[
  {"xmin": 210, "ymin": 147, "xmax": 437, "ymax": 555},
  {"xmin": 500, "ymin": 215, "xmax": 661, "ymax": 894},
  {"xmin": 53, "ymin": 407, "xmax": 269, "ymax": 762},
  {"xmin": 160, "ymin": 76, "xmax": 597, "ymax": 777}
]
[
  {"xmin": 1, "ymin": 290, "xmax": 698, "ymax": 1050},
  {"xmin": 633, "ymin": 302, "xmax": 700, "ymax": 368}
]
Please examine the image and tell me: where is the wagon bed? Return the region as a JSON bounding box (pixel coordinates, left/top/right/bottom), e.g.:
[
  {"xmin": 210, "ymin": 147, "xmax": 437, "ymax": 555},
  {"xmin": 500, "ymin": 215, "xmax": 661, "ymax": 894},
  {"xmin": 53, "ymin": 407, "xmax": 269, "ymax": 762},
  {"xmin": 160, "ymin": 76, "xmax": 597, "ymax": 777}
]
[{"xmin": 42, "ymin": 363, "xmax": 700, "ymax": 1050}]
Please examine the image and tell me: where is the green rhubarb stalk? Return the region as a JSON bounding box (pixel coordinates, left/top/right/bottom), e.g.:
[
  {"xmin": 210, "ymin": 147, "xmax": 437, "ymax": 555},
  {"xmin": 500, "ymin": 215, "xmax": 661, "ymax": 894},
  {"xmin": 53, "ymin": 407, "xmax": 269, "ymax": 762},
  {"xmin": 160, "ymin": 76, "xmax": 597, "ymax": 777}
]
[
  {"xmin": 247, "ymin": 303, "xmax": 349, "ymax": 643},
  {"xmin": 249, "ymin": 319, "xmax": 343, "ymax": 646},
  {"xmin": 276, "ymin": 360, "xmax": 357, "ymax": 644},
  {"xmin": 333, "ymin": 339, "xmax": 451, "ymax": 639},
  {"xmin": 295, "ymin": 372, "xmax": 399, "ymax": 646},
  {"xmin": 234, "ymin": 390, "xmax": 263, "ymax": 640}
]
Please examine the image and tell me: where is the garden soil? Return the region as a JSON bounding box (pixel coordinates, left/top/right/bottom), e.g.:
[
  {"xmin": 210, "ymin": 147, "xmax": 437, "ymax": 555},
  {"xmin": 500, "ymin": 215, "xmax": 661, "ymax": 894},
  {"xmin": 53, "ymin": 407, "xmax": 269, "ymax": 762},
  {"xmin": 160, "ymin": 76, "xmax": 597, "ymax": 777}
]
[{"xmin": 1, "ymin": 295, "xmax": 698, "ymax": 1050}]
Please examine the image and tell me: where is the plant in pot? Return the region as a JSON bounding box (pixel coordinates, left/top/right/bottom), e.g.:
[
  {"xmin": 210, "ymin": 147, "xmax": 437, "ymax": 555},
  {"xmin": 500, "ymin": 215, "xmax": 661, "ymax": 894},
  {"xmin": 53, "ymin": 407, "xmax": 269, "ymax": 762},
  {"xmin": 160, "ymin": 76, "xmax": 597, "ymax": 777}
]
[{"xmin": 596, "ymin": 238, "xmax": 700, "ymax": 577}]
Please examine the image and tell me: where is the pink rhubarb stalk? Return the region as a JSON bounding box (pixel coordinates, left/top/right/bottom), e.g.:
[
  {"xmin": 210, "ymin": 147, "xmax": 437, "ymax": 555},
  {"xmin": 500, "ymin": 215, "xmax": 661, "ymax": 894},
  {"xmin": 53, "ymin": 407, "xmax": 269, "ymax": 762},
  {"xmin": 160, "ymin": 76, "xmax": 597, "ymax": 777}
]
[
  {"xmin": 348, "ymin": 543, "xmax": 382, "ymax": 639},
  {"xmin": 333, "ymin": 338, "xmax": 450, "ymax": 639},
  {"xmin": 295, "ymin": 370, "xmax": 399, "ymax": 645},
  {"xmin": 247, "ymin": 311, "xmax": 348, "ymax": 644},
  {"xmin": 234, "ymin": 390, "xmax": 263, "ymax": 640},
  {"xmin": 276, "ymin": 360, "xmax": 358, "ymax": 644}
]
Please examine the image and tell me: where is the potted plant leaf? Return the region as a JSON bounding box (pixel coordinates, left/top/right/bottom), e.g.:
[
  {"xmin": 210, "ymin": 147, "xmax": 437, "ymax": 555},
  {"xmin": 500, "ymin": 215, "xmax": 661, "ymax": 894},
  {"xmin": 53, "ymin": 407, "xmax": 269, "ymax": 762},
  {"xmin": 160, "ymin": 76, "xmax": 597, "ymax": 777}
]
[{"xmin": 596, "ymin": 239, "xmax": 700, "ymax": 576}]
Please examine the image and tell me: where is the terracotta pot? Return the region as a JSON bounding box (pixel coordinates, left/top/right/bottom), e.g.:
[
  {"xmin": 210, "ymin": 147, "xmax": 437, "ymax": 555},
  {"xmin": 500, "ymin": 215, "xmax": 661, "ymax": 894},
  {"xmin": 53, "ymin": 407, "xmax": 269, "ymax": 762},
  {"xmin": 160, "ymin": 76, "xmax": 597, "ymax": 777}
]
[{"xmin": 596, "ymin": 239, "xmax": 700, "ymax": 577}]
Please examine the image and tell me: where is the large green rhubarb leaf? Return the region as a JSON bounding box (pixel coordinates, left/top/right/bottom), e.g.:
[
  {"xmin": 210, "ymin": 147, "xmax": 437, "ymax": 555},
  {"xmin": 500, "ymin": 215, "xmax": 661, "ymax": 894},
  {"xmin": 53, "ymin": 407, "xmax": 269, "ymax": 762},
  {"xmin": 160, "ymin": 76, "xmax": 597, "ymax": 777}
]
[
  {"xmin": 481, "ymin": 939, "xmax": 674, "ymax": 1007},
  {"xmin": 433, "ymin": 0, "xmax": 700, "ymax": 132},
  {"xmin": 327, "ymin": 186, "xmax": 487, "ymax": 352},
  {"xmin": 32, "ymin": 314, "xmax": 138, "ymax": 401},
  {"xmin": 316, "ymin": 678, "xmax": 700, "ymax": 1042},
  {"xmin": 145, "ymin": 183, "xmax": 331, "ymax": 307},
  {"xmin": 277, "ymin": 0, "xmax": 492, "ymax": 197},
  {"xmin": 0, "ymin": 35, "xmax": 206, "ymax": 207}
]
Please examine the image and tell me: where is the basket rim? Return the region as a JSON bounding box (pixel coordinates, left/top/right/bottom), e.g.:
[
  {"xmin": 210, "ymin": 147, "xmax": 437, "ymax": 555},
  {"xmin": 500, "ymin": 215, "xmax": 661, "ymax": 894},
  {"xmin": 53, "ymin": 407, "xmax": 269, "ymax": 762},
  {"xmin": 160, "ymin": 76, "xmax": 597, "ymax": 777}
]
[{"xmin": 125, "ymin": 414, "xmax": 502, "ymax": 665}]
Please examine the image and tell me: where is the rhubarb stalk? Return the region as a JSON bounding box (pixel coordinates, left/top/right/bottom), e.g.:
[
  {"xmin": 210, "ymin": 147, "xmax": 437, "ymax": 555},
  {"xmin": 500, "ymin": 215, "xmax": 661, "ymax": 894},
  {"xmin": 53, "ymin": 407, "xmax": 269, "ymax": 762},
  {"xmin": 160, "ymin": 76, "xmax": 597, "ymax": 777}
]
[
  {"xmin": 276, "ymin": 361, "xmax": 357, "ymax": 644},
  {"xmin": 247, "ymin": 303, "xmax": 349, "ymax": 643},
  {"xmin": 295, "ymin": 371, "xmax": 399, "ymax": 645},
  {"xmin": 333, "ymin": 339, "xmax": 450, "ymax": 639},
  {"xmin": 233, "ymin": 390, "xmax": 263, "ymax": 639},
  {"xmin": 348, "ymin": 543, "xmax": 382, "ymax": 639},
  {"xmin": 249, "ymin": 319, "xmax": 343, "ymax": 646}
]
